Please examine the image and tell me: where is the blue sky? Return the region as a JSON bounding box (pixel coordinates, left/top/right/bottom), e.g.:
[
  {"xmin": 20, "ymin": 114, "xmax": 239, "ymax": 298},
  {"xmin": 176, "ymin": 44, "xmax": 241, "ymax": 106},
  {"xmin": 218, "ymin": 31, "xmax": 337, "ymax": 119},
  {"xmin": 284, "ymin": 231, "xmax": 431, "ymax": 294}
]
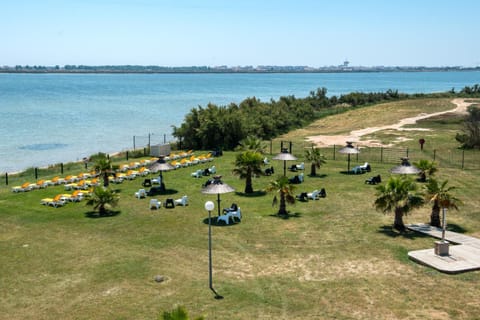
[{"xmin": 2, "ymin": 0, "xmax": 479, "ymax": 67}]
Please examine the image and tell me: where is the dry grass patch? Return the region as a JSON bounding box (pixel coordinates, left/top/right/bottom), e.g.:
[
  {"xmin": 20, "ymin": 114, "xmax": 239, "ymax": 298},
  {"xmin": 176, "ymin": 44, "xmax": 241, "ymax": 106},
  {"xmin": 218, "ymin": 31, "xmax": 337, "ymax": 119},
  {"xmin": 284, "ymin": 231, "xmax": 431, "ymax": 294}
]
[{"xmin": 289, "ymin": 99, "xmax": 455, "ymax": 139}]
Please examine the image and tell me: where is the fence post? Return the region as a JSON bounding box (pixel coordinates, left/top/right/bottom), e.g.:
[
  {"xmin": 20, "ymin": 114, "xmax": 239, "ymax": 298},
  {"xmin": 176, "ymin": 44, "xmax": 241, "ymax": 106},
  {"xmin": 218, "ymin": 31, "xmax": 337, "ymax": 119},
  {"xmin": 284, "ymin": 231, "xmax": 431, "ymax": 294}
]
[
  {"xmin": 35, "ymin": 167, "xmax": 38, "ymax": 180},
  {"xmin": 333, "ymin": 145, "xmax": 336, "ymax": 160},
  {"xmin": 126, "ymin": 151, "xmax": 129, "ymax": 161},
  {"xmin": 433, "ymin": 149, "xmax": 436, "ymax": 161},
  {"xmin": 380, "ymin": 147, "xmax": 383, "ymax": 163},
  {"xmin": 61, "ymin": 163, "xmax": 64, "ymax": 174},
  {"xmin": 406, "ymin": 148, "xmax": 409, "ymax": 158},
  {"xmin": 144, "ymin": 147, "xmax": 147, "ymax": 156},
  {"xmin": 5, "ymin": 173, "xmax": 8, "ymax": 186},
  {"xmin": 164, "ymin": 134, "xmax": 166, "ymax": 144},
  {"xmin": 133, "ymin": 136, "xmax": 136, "ymax": 150}
]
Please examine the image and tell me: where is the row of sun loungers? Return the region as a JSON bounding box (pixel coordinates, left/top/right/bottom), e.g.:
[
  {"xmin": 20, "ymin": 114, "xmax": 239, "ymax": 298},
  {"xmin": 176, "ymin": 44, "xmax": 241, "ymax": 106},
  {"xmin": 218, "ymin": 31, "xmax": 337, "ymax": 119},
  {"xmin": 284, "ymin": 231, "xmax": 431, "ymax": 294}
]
[
  {"xmin": 171, "ymin": 153, "xmax": 214, "ymax": 169},
  {"xmin": 40, "ymin": 189, "xmax": 92, "ymax": 208},
  {"xmin": 11, "ymin": 171, "xmax": 100, "ymax": 193}
]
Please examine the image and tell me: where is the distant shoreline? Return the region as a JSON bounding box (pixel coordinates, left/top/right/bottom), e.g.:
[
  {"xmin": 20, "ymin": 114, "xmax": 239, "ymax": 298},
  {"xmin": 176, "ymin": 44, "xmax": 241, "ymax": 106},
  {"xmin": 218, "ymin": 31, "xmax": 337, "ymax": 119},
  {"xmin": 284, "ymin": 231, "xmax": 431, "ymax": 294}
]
[{"xmin": 1, "ymin": 66, "xmax": 479, "ymax": 74}]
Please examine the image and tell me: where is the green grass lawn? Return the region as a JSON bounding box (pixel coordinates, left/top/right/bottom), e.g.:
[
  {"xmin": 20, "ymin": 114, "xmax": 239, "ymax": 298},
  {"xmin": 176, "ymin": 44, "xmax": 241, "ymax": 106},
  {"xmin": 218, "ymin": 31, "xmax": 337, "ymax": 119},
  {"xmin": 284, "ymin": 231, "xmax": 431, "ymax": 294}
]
[{"xmin": 1, "ymin": 98, "xmax": 480, "ymax": 320}]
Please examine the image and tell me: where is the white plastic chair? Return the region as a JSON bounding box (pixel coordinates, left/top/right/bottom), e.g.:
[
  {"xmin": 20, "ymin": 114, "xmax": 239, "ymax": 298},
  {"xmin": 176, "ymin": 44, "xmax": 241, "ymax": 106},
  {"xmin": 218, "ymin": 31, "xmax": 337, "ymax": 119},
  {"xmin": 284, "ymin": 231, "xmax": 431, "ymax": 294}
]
[
  {"xmin": 152, "ymin": 176, "xmax": 162, "ymax": 185},
  {"xmin": 307, "ymin": 190, "xmax": 319, "ymax": 200},
  {"xmin": 135, "ymin": 189, "xmax": 146, "ymax": 199},
  {"xmin": 217, "ymin": 213, "xmax": 231, "ymax": 225},
  {"xmin": 298, "ymin": 173, "xmax": 304, "ymax": 183},
  {"xmin": 296, "ymin": 162, "xmax": 305, "ymax": 170},
  {"xmin": 174, "ymin": 195, "xmax": 188, "ymax": 206},
  {"xmin": 209, "ymin": 165, "xmax": 216, "ymax": 175},
  {"xmin": 230, "ymin": 207, "xmax": 242, "ymax": 222},
  {"xmin": 191, "ymin": 169, "xmax": 203, "ymax": 178},
  {"xmin": 149, "ymin": 199, "xmax": 161, "ymax": 209}
]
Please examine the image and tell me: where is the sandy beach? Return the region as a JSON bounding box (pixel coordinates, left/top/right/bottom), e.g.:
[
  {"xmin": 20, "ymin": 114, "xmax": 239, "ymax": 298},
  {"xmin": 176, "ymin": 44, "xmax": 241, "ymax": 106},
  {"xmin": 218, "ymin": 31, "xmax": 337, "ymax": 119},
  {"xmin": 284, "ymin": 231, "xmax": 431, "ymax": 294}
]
[{"xmin": 307, "ymin": 98, "xmax": 472, "ymax": 148}]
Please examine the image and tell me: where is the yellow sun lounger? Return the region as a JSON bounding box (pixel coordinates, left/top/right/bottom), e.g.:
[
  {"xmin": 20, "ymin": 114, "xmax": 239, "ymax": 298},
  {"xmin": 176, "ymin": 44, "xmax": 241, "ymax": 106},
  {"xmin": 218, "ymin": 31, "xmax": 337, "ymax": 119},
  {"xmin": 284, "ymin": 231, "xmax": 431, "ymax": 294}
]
[{"xmin": 12, "ymin": 182, "xmax": 33, "ymax": 192}]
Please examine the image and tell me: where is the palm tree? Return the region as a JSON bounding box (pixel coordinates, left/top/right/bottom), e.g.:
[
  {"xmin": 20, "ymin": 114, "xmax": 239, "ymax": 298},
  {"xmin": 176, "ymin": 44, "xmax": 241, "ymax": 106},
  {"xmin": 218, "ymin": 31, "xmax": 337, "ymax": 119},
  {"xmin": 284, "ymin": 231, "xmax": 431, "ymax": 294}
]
[
  {"xmin": 413, "ymin": 159, "xmax": 437, "ymax": 182},
  {"xmin": 374, "ymin": 176, "xmax": 424, "ymax": 231},
  {"xmin": 304, "ymin": 145, "xmax": 326, "ymax": 176},
  {"xmin": 424, "ymin": 179, "xmax": 461, "ymax": 238},
  {"xmin": 266, "ymin": 176, "xmax": 296, "ymax": 216},
  {"xmin": 233, "ymin": 150, "xmax": 264, "ymax": 194},
  {"xmin": 91, "ymin": 153, "xmax": 116, "ymax": 187},
  {"xmin": 235, "ymin": 135, "xmax": 266, "ymax": 154},
  {"xmin": 86, "ymin": 187, "xmax": 119, "ymax": 216}
]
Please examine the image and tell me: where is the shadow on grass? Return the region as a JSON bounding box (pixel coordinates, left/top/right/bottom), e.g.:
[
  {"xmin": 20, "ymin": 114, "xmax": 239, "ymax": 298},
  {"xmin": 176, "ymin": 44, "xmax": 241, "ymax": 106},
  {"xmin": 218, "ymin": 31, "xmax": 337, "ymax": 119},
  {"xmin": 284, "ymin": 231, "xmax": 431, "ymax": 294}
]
[
  {"xmin": 339, "ymin": 171, "xmax": 365, "ymax": 175},
  {"xmin": 236, "ymin": 190, "xmax": 267, "ymax": 197},
  {"xmin": 447, "ymin": 223, "xmax": 468, "ymax": 234},
  {"xmin": 85, "ymin": 210, "xmax": 121, "ymax": 219},
  {"xmin": 202, "ymin": 217, "xmax": 239, "ymax": 227},
  {"xmin": 308, "ymin": 174, "xmax": 328, "ymax": 178},
  {"xmin": 146, "ymin": 188, "xmax": 179, "ymax": 196},
  {"xmin": 377, "ymin": 225, "xmax": 431, "ymax": 239},
  {"xmin": 269, "ymin": 212, "xmax": 302, "ymax": 219}
]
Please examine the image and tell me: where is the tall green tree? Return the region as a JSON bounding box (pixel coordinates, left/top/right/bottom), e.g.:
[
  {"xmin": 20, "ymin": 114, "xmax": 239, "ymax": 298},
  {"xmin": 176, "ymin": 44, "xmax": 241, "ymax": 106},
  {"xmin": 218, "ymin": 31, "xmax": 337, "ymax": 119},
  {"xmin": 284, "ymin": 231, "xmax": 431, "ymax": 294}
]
[
  {"xmin": 304, "ymin": 145, "xmax": 326, "ymax": 176},
  {"xmin": 235, "ymin": 135, "xmax": 267, "ymax": 154},
  {"xmin": 266, "ymin": 176, "xmax": 296, "ymax": 216},
  {"xmin": 455, "ymin": 105, "xmax": 480, "ymax": 149},
  {"xmin": 424, "ymin": 178, "xmax": 461, "ymax": 229},
  {"xmin": 233, "ymin": 151, "xmax": 264, "ymax": 194},
  {"xmin": 86, "ymin": 187, "xmax": 119, "ymax": 216},
  {"xmin": 374, "ymin": 176, "xmax": 424, "ymax": 231},
  {"xmin": 413, "ymin": 159, "xmax": 437, "ymax": 182}
]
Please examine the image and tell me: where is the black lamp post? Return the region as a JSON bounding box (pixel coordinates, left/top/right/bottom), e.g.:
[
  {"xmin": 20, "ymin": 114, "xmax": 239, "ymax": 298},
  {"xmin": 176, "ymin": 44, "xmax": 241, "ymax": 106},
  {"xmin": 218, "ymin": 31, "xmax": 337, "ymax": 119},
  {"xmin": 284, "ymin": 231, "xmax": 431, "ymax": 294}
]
[
  {"xmin": 204, "ymin": 200, "xmax": 223, "ymax": 299},
  {"xmin": 201, "ymin": 175, "xmax": 234, "ymax": 299}
]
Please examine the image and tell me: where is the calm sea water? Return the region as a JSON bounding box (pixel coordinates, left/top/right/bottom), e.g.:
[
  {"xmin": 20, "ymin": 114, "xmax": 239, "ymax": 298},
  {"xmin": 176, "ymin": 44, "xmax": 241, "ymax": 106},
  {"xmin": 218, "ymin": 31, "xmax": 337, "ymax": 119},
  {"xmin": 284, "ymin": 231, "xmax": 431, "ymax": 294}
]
[{"xmin": 1, "ymin": 71, "xmax": 479, "ymax": 173}]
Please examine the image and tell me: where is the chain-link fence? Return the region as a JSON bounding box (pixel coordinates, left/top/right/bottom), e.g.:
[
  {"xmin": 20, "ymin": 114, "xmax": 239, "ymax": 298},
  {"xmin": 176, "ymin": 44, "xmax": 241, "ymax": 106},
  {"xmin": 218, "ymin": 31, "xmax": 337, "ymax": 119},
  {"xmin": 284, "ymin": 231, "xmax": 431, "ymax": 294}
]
[
  {"xmin": 268, "ymin": 140, "xmax": 480, "ymax": 170},
  {"xmin": 132, "ymin": 133, "xmax": 176, "ymax": 150}
]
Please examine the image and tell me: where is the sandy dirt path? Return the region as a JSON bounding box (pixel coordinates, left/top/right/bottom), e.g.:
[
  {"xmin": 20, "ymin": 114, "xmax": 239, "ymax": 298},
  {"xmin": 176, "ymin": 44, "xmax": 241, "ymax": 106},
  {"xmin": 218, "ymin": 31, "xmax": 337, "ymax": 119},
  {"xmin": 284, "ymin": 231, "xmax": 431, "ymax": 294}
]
[{"xmin": 307, "ymin": 98, "xmax": 472, "ymax": 147}]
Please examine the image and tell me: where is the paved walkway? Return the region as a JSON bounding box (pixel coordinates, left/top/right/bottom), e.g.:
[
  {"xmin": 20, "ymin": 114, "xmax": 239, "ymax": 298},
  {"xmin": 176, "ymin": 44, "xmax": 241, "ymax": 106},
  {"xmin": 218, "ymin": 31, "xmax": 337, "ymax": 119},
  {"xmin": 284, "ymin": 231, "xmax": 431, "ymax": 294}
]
[{"xmin": 406, "ymin": 223, "xmax": 480, "ymax": 274}]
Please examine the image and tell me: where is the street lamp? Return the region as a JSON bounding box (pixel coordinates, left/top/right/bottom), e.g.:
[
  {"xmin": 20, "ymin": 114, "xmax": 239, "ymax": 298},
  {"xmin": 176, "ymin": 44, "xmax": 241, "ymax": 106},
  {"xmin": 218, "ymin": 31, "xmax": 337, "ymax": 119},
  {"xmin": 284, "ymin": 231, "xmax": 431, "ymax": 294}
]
[
  {"xmin": 204, "ymin": 200, "xmax": 223, "ymax": 300},
  {"xmin": 441, "ymin": 208, "xmax": 447, "ymax": 242}
]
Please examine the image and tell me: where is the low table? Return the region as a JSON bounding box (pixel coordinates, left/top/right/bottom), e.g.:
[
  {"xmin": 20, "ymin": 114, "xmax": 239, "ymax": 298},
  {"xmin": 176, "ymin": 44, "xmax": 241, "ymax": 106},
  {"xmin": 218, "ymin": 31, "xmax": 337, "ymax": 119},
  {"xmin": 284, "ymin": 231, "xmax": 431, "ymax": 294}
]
[{"xmin": 165, "ymin": 198, "xmax": 175, "ymax": 208}]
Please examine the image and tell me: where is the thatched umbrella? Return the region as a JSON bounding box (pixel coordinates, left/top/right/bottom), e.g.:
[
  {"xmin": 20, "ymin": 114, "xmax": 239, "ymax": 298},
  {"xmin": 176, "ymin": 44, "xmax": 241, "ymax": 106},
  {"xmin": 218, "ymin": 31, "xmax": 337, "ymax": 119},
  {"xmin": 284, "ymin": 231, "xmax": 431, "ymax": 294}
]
[
  {"xmin": 338, "ymin": 141, "xmax": 360, "ymax": 172},
  {"xmin": 201, "ymin": 175, "xmax": 235, "ymax": 217},
  {"xmin": 272, "ymin": 151, "xmax": 298, "ymax": 176},
  {"xmin": 149, "ymin": 155, "xmax": 174, "ymax": 188},
  {"xmin": 390, "ymin": 157, "xmax": 421, "ymax": 175}
]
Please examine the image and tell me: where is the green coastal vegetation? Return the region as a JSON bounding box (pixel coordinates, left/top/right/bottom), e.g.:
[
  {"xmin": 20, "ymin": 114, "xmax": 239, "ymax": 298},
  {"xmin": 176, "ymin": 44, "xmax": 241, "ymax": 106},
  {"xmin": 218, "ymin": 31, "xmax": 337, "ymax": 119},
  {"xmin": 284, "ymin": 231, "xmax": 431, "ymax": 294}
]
[
  {"xmin": 1, "ymin": 93, "xmax": 480, "ymax": 319},
  {"xmin": 173, "ymin": 85, "xmax": 480, "ymax": 151}
]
